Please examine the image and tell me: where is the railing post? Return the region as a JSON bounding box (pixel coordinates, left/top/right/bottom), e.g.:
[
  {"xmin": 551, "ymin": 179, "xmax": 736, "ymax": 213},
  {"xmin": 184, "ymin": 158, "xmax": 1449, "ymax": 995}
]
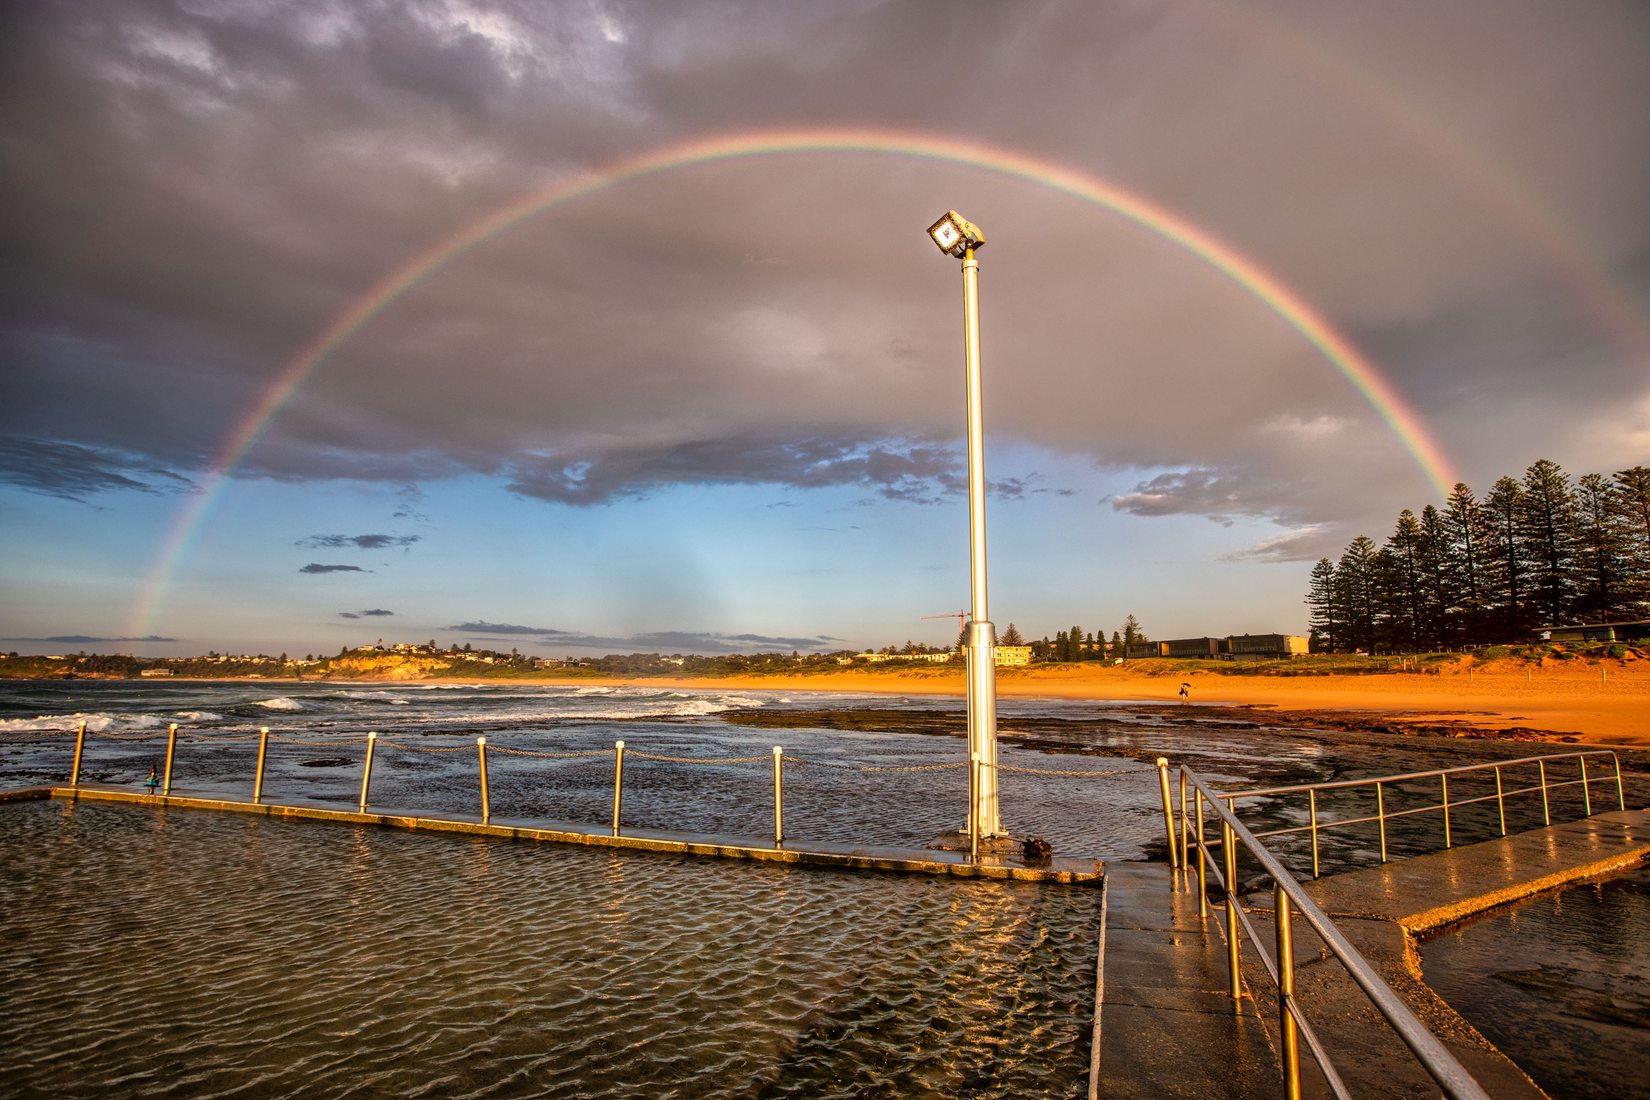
[
  {"xmin": 1494, "ymin": 766, "xmax": 1506, "ymax": 836},
  {"xmin": 1223, "ymin": 817, "xmax": 1241, "ymax": 1003},
  {"xmin": 477, "ymin": 737, "xmax": 490, "ymax": 825},
  {"xmin": 1376, "ymin": 781, "xmax": 1388, "ymax": 863},
  {"xmin": 252, "ymin": 727, "xmax": 269, "ymax": 804},
  {"xmin": 772, "ymin": 746, "xmax": 784, "ymax": 846},
  {"xmin": 1308, "ymin": 788, "xmax": 1320, "ymax": 879},
  {"xmin": 1538, "ymin": 758, "xmax": 1550, "ymax": 825},
  {"xmin": 1615, "ymin": 754, "xmax": 1626, "ymax": 812},
  {"xmin": 1156, "ymin": 757, "xmax": 1179, "ymax": 869},
  {"xmin": 1196, "ymin": 789, "xmax": 1208, "ymax": 919},
  {"xmin": 1276, "ymin": 885, "xmax": 1302, "ymax": 1100},
  {"xmin": 70, "ymin": 720, "xmax": 87, "ymax": 786},
  {"xmin": 1178, "ymin": 769, "xmax": 1189, "ymax": 875},
  {"xmin": 358, "ymin": 732, "xmax": 377, "ymax": 813},
  {"xmin": 611, "ymin": 740, "xmax": 625, "ymax": 836},
  {"xmin": 1440, "ymin": 773, "xmax": 1451, "ymax": 848},
  {"xmin": 162, "ymin": 723, "xmax": 179, "ymax": 796}
]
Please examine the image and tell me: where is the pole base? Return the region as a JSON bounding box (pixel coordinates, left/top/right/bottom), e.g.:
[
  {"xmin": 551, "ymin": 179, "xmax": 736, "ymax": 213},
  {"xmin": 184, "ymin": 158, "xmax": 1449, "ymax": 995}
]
[{"xmin": 926, "ymin": 828, "xmax": 1030, "ymax": 857}]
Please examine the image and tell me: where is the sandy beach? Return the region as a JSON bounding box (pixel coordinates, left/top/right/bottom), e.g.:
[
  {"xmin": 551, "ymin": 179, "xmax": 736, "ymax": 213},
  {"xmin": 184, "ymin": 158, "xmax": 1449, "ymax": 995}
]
[{"xmin": 570, "ymin": 661, "xmax": 1650, "ymax": 747}]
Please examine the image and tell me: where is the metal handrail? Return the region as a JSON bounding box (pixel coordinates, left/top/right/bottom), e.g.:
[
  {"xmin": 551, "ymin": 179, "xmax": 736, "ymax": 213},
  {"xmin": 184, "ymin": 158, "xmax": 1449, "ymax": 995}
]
[
  {"xmin": 1181, "ymin": 765, "xmax": 1492, "ymax": 1100},
  {"xmin": 1222, "ymin": 750, "xmax": 1625, "ymax": 877}
]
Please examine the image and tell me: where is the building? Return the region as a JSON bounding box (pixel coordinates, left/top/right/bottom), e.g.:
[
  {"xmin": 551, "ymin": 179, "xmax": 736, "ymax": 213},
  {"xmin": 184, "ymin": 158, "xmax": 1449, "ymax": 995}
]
[
  {"xmin": 1540, "ymin": 620, "xmax": 1650, "ymax": 645},
  {"xmin": 1162, "ymin": 637, "xmax": 1222, "ymax": 659},
  {"xmin": 139, "ymin": 667, "xmax": 174, "ymax": 677},
  {"xmin": 1226, "ymin": 633, "xmax": 1310, "ymax": 659},
  {"xmin": 994, "ymin": 645, "xmax": 1032, "ymax": 667}
]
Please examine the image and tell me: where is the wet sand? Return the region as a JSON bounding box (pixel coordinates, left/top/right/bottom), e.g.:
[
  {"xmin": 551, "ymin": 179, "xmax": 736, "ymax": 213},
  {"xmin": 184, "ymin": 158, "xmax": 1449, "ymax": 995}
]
[{"xmin": 577, "ymin": 663, "xmax": 1650, "ymax": 747}]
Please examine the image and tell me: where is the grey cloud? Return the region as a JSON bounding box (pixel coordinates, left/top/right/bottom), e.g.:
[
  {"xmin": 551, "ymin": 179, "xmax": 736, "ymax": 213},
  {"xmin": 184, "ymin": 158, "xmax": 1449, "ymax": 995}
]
[
  {"xmin": 448, "ymin": 621, "xmax": 556, "ymax": 636},
  {"xmin": 506, "ymin": 437, "xmax": 967, "ymax": 505},
  {"xmin": 336, "ymin": 608, "xmax": 393, "ymax": 619},
  {"xmin": 359, "ymin": 608, "xmax": 395, "ymax": 617},
  {"xmin": 0, "ymin": 437, "xmax": 194, "ymax": 501},
  {"xmin": 300, "ymin": 563, "xmax": 368, "ymax": 574},
  {"xmin": 300, "ymin": 534, "xmax": 421, "ymax": 550},
  {"xmin": 1219, "ymin": 527, "xmax": 1347, "ymax": 564}
]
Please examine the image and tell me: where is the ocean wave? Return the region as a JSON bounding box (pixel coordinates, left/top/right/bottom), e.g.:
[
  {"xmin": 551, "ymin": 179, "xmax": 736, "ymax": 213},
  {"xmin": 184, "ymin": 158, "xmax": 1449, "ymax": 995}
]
[
  {"xmin": 254, "ymin": 697, "xmax": 304, "ymax": 712},
  {"xmin": 173, "ymin": 711, "xmax": 224, "ymax": 723},
  {"xmin": 0, "ymin": 712, "xmax": 166, "ymax": 733}
]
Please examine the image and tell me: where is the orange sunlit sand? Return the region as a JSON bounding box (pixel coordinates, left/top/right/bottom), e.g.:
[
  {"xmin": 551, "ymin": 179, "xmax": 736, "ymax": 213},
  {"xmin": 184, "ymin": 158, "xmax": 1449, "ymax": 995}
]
[{"xmin": 584, "ymin": 658, "xmax": 1650, "ymax": 748}]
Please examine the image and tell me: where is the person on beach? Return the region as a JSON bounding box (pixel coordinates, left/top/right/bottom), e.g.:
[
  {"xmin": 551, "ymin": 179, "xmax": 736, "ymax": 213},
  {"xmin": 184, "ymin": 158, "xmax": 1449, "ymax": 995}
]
[
  {"xmin": 145, "ymin": 766, "xmax": 160, "ymax": 794},
  {"xmin": 1178, "ymin": 682, "xmax": 1190, "ymax": 704}
]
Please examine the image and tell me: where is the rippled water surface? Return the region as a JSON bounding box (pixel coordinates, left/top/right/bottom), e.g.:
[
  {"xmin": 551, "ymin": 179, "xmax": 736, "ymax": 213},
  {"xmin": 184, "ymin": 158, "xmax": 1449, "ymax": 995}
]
[{"xmin": 1, "ymin": 799, "xmax": 1101, "ymax": 1098}]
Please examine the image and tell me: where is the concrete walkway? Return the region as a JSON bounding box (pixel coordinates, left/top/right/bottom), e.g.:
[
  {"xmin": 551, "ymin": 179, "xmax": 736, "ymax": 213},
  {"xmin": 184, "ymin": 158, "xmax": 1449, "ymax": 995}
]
[
  {"xmin": 3, "ymin": 784, "xmax": 1103, "ymax": 884},
  {"xmin": 1093, "ymin": 862, "xmax": 1279, "ymax": 1098}
]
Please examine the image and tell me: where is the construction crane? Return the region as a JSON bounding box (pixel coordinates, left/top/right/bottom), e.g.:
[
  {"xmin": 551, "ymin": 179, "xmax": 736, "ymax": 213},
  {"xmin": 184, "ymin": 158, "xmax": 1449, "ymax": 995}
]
[{"xmin": 921, "ymin": 610, "xmax": 968, "ymax": 628}]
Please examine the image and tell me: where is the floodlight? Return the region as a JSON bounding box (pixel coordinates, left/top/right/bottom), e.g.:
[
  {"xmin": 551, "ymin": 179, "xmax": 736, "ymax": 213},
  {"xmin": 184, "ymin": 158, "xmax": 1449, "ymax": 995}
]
[{"xmin": 927, "ymin": 210, "xmax": 985, "ymax": 258}]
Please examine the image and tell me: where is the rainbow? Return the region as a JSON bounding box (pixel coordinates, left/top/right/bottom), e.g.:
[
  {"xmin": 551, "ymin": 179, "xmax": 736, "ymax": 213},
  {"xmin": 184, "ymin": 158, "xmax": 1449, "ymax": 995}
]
[{"xmin": 127, "ymin": 127, "xmax": 1458, "ymax": 640}]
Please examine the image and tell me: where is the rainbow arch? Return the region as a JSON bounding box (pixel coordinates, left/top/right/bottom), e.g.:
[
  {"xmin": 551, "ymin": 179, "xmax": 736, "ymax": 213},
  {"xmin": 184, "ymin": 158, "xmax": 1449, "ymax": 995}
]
[{"xmin": 127, "ymin": 127, "xmax": 1457, "ymax": 640}]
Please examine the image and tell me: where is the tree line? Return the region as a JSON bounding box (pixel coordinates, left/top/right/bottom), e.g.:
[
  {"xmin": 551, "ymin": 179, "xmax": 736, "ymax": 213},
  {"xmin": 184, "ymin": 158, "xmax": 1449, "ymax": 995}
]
[{"xmin": 1306, "ymin": 460, "xmax": 1650, "ymax": 653}]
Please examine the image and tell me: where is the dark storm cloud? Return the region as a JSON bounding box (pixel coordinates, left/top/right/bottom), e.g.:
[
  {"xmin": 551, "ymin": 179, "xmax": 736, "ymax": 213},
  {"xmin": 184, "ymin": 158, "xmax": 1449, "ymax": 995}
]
[
  {"xmin": 0, "ymin": 437, "xmax": 193, "ymax": 501},
  {"xmin": 300, "ymin": 563, "xmax": 368, "ymax": 574},
  {"xmin": 1, "ymin": 634, "xmax": 178, "ymax": 644},
  {"xmin": 2, "ymin": 0, "xmax": 1646, "ymax": 534},
  {"xmin": 299, "ymin": 534, "xmax": 421, "ymax": 550}
]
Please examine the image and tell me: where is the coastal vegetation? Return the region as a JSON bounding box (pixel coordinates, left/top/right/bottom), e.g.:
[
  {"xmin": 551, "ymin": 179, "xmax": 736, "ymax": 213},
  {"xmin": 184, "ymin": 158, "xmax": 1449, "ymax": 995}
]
[{"xmin": 1307, "ymin": 460, "xmax": 1650, "ymax": 653}]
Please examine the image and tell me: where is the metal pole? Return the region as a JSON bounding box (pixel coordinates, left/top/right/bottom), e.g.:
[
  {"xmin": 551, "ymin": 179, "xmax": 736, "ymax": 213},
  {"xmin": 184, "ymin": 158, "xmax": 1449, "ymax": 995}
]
[
  {"xmin": 1376, "ymin": 781, "xmax": 1387, "ymax": 863},
  {"xmin": 960, "ymin": 244, "xmax": 1000, "ymax": 839},
  {"xmin": 1309, "ymin": 788, "xmax": 1319, "ymax": 878},
  {"xmin": 772, "ymin": 745, "xmax": 784, "ymax": 846},
  {"xmin": 1196, "ymin": 788, "xmax": 1208, "ymax": 919},
  {"xmin": 478, "ymin": 737, "xmax": 490, "ymax": 825},
  {"xmin": 1223, "ymin": 818, "xmax": 1241, "ymax": 1003},
  {"xmin": 1538, "ymin": 758, "xmax": 1550, "ymax": 825},
  {"xmin": 612, "ymin": 740, "xmax": 625, "ymax": 836},
  {"xmin": 1156, "ymin": 757, "xmax": 1179, "ymax": 868},
  {"xmin": 1276, "ymin": 885, "xmax": 1302, "ymax": 1100},
  {"xmin": 1580, "ymin": 756, "xmax": 1591, "ymax": 815},
  {"xmin": 969, "ymin": 753, "xmax": 981, "ymax": 861},
  {"xmin": 252, "ymin": 727, "xmax": 269, "ymax": 804},
  {"xmin": 1441, "ymin": 773, "xmax": 1451, "ymax": 848},
  {"xmin": 71, "ymin": 721, "xmax": 87, "ymax": 786},
  {"xmin": 358, "ymin": 732, "xmax": 377, "ymax": 813},
  {"xmin": 1494, "ymin": 766, "xmax": 1506, "ymax": 836},
  {"xmin": 1616, "ymin": 755, "xmax": 1626, "ymax": 812},
  {"xmin": 162, "ymin": 723, "xmax": 178, "ymax": 796},
  {"xmin": 1179, "ymin": 769, "xmax": 1189, "ymax": 876}
]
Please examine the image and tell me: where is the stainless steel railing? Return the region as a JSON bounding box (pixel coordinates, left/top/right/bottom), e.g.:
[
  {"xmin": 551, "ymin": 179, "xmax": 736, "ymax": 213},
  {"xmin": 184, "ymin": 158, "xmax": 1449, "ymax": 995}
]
[
  {"xmin": 1179, "ymin": 765, "xmax": 1492, "ymax": 1100},
  {"xmin": 1208, "ymin": 750, "xmax": 1625, "ymax": 878}
]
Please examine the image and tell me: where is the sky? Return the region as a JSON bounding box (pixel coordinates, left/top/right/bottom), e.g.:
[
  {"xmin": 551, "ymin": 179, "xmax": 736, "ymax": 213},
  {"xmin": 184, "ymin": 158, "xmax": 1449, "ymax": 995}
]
[{"xmin": 2, "ymin": 1, "xmax": 1648, "ymax": 659}]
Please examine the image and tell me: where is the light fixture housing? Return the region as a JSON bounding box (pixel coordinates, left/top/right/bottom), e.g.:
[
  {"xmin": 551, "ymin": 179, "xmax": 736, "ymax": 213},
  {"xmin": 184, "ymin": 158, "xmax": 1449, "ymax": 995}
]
[{"xmin": 927, "ymin": 210, "xmax": 985, "ymax": 258}]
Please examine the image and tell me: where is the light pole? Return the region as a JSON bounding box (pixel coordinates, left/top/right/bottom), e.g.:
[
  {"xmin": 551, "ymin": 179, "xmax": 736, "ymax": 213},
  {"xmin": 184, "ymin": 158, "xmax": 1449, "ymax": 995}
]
[{"xmin": 927, "ymin": 209, "xmax": 1002, "ymax": 844}]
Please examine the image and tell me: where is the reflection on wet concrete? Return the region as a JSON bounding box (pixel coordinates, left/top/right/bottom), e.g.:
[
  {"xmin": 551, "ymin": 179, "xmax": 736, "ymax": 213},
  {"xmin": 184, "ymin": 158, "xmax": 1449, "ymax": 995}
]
[{"xmin": 1421, "ymin": 862, "xmax": 1650, "ymax": 1100}]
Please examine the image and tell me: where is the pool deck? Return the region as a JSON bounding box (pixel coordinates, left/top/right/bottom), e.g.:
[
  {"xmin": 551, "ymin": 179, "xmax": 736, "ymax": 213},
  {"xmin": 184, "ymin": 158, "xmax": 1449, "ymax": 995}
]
[
  {"xmin": 1091, "ymin": 808, "xmax": 1648, "ymax": 1098},
  {"xmin": 1, "ymin": 782, "xmax": 1103, "ymax": 884}
]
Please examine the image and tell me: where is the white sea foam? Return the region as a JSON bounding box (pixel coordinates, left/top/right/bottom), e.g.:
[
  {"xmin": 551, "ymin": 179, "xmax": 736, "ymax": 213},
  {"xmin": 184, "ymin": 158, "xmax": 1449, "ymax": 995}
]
[
  {"xmin": 255, "ymin": 697, "xmax": 304, "ymax": 712},
  {"xmin": 0, "ymin": 712, "xmax": 165, "ymax": 733},
  {"xmin": 173, "ymin": 711, "xmax": 224, "ymax": 723}
]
